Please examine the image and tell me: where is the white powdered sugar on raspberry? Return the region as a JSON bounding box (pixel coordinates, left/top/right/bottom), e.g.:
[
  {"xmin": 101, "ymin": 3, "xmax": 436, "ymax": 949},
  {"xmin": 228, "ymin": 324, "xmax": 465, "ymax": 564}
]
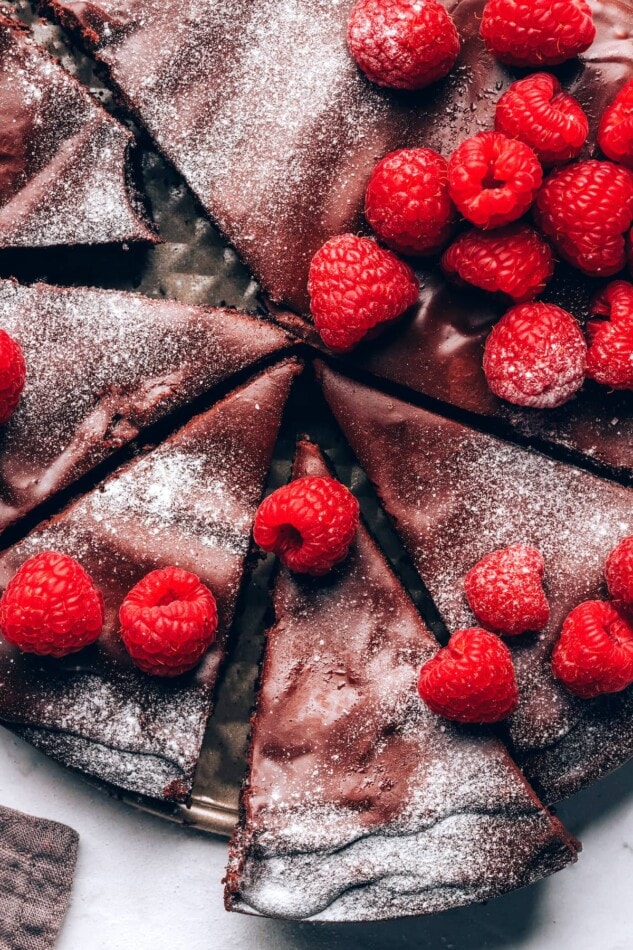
[{"xmin": 0, "ymin": 16, "xmax": 154, "ymax": 247}]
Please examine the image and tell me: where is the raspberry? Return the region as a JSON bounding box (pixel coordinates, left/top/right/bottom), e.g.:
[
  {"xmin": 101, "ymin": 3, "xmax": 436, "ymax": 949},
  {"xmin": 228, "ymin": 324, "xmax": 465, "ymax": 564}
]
[
  {"xmin": 598, "ymin": 79, "xmax": 633, "ymax": 169},
  {"xmin": 417, "ymin": 627, "xmax": 519, "ymax": 724},
  {"xmin": 464, "ymin": 545, "xmax": 550, "ymax": 636},
  {"xmin": 119, "ymin": 566, "xmax": 218, "ymax": 677},
  {"xmin": 606, "ymin": 537, "xmax": 633, "ymax": 605},
  {"xmin": 447, "ymin": 132, "xmax": 542, "ymax": 229},
  {"xmin": 0, "ymin": 551, "xmax": 104, "ymax": 658},
  {"xmin": 307, "ymin": 234, "xmax": 419, "ymax": 351},
  {"xmin": 481, "ymin": 0, "xmax": 596, "ymax": 68},
  {"xmin": 551, "ymin": 601, "xmax": 633, "ymax": 698},
  {"xmin": 483, "ymin": 302, "xmax": 587, "ymax": 408},
  {"xmin": 535, "ymin": 160, "xmax": 633, "ymax": 277},
  {"xmin": 0, "ymin": 329, "xmax": 26, "ymax": 425},
  {"xmin": 365, "ymin": 148, "xmax": 457, "ymax": 256},
  {"xmin": 441, "ymin": 224, "xmax": 554, "ymax": 302},
  {"xmin": 254, "ymin": 475, "xmax": 360, "ymax": 576},
  {"xmin": 585, "ymin": 280, "xmax": 633, "ymax": 390},
  {"xmin": 347, "ymin": 0, "xmax": 460, "ymax": 91},
  {"xmin": 495, "ymin": 73, "xmax": 589, "ymax": 166}
]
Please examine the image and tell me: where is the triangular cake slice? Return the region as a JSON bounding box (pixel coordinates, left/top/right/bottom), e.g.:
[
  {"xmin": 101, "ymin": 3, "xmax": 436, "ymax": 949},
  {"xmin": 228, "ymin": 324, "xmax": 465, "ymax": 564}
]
[
  {"xmin": 0, "ymin": 359, "xmax": 301, "ymax": 801},
  {"xmin": 46, "ymin": 0, "xmax": 633, "ymax": 478},
  {"xmin": 319, "ymin": 364, "xmax": 633, "ymax": 804},
  {"xmin": 0, "ymin": 13, "xmax": 156, "ymax": 248},
  {"xmin": 0, "ymin": 279, "xmax": 296, "ymax": 530},
  {"xmin": 225, "ymin": 439, "xmax": 579, "ymax": 922}
]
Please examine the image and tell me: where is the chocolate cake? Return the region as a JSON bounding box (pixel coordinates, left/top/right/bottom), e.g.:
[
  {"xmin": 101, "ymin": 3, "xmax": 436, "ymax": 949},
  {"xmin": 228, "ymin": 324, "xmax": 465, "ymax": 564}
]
[
  {"xmin": 0, "ymin": 12, "xmax": 156, "ymax": 249},
  {"xmin": 225, "ymin": 439, "xmax": 579, "ymax": 922},
  {"xmin": 319, "ymin": 363, "xmax": 633, "ymax": 803},
  {"xmin": 0, "ymin": 279, "xmax": 296, "ymax": 531},
  {"xmin": 0, "ymin": 359, "xmax": 301, "ymax": 801},
  {"xmin": 45, "ymin": 0, "xmax": 633, "ymax": 477}
]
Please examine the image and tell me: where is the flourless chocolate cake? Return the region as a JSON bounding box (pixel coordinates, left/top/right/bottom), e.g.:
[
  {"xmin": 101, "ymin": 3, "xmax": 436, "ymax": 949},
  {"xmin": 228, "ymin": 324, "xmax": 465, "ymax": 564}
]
[
  {"xmin": 319, "ymin": 363, "xmax": 633, "ymax": 803},
  {"xmin": 225, "ymin": 440, "xmax": 579, "ymax": 922},
  {"xmin": 0, "ymin": 360, "xmax": 301, "ymax": 800},
  {"xmin": 45, "ymin": 0, "xmax": 633, "ymax": 477},
  {"xmin": 0, "ymin": 12, "xmax": 156, "ymax": 248},
  {"xmin": 0, "ymin": 279, "xmax": 296, "ymax": 530}
]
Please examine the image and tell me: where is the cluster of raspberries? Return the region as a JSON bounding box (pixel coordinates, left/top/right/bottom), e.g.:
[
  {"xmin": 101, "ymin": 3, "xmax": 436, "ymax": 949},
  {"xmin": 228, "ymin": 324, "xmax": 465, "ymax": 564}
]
[
  {"xmin": 418, "ymin": 537, "xmax": 633, "ymax": 724},
  {"xmin": 0, "ymin": 553, "xmax": 219, "ymax": 677},
  {"xmin": 308, "ymin": 0, "xmax": 633, "ymax": 407}
]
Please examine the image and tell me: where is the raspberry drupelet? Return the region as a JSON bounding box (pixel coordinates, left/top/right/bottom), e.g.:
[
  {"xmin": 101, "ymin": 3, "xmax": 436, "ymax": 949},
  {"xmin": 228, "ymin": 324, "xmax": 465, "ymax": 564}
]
[
  {"xmin": 0, "ymin": 551, "xmax": 104, "ymax": 657},
  {"xmin": 552, "ymin": 601, "xmax": 633, "ymax": 699},
  {"xmin": 598, "ymin": 79, "xmax": 633, "ymax": 169},
  {"xmin": 119, "ymin": 566, "xmax": 218, "ymax": 677},
  {"xmin": 254, "ymin": 475, "xmax": 360, "ymax": 576},
  {"xmin": 535, "ymin": 160, "xmax": 633, "ymax": 277},
  {"xmin": 0, "ymin": 329, "xmax": 26, "ymax": 425},
  {"xmin": 481, "ymin": 0, "xmax": 596, "ymax": 68},
  {"xmin": 464, "ymin": 545, "xmax": 550, "ymax": 636},
  {"xmin": 483, "ymin": 302, "xmax": 587, "ymax": 409},
  {"xmin": 585, "ymin": 281, "xmax": 633, "ymax": 391},
  {"xmin": 447, "ymin": 132, "xmax": 543, "ymax": 229},
  {"xmin": 365, "ymin": 148, "xmax": 457, "ymax": 256},
  {"xmin": 417, "ymin": 627, "xmax": 519, "ymax": 724},
  {"xmin": 308, "ymin": 234, "xmax": 419, "ymax": 351},
  {"xmin": 347, "ymin": 0, "xmax": 460, "ymax": 91},
  {"xmin": 495, "ymin": 73, "xmax": 588, "ymax": 166},
  {"xmin": 441, "ymin": 224, "xmax": 554, "ymax": 302}
]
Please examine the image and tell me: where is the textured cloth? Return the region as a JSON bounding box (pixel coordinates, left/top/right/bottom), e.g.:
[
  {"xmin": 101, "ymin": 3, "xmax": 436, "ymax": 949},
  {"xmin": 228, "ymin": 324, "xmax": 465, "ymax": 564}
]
[{"xmin": 0, "ymin": 806, "xmax": 78, "ymax": 950}]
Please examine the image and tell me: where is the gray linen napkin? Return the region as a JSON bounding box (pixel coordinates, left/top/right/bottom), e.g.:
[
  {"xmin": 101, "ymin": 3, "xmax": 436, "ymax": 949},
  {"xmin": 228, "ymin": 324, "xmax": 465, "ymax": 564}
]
[{"xmin": 0, "ymin": 806, "xmax": 78, "ymax": 950}]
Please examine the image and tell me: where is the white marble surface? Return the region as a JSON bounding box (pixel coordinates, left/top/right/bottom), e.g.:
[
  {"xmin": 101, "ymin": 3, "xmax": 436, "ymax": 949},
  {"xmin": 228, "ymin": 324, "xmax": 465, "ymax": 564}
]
[{"xmin": 0, "ymin": 725, "xmax": 632, "ymax": 949}]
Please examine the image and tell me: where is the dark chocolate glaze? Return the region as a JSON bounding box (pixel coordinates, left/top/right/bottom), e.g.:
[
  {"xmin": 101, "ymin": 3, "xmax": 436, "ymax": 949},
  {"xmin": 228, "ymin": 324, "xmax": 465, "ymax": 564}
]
[
  {"xmin": 225, "ymin": 440, "xmax": 578, "ymax": 922},
  {"xmin": 0, "ymin": 360, "xmax": 301, "ymax": 801},
  {"xmin": 0, "ymin": 279, "xmax": 296, "ymax": 532},
  {"xmin": 0, "ymin": 12, "xmax": 156, "ymax": 248},
  {"xmin": 46, "ymin": 0, "xmax": 633, "ymax": 479},
  {"xmin": 319, "ymin": 364, "xmax": 633, "ymax": 803}
]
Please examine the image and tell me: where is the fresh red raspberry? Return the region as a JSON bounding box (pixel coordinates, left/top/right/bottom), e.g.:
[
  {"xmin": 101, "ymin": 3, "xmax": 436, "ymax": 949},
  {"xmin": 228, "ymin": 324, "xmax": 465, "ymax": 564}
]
[
  {"xmin": 598, "ymin": 79, "xmax": 633, "ymax": 169},
  {"xmin": 551, "ymin": 601, "xmax": 633, "ymax": 698},
  {"xmin": 606, "ymin": 537, "xmax": 633, "ymax": 606},
  {"xmin": 119, "ymin": 566, "xmax": 218, "ymax": 677},
  {"xmin": 0, "ymin": 551, "xmax": 104, "ymax": 658},
  {"xmin": 483, "ymin": 302, "xmax": 587, "ymax": 408},
  {"xmin": 585, "ymin": 280, "xmax": 633, "ymax": 390},
  {"xmin": 464, "ymin": 545, "xmax": 550, "ymax": 636},
  {"xmin": 441, "ymin": 224, "xmax": 554, "ymax": 302},
  {"xmin": 535, "ymin": 160, "xmax": 633, "ymax": 277},
  {"xmin": 254, "ymin": 475, "xmax": 360, "ymax": 576},
  {"xmin": 308, "ymin": 234, "xmax": 419, "ymax": 351},
  {"xmin": 481, "ymin": 0, "xmax": 596, "ymax": 68},
  {"xmin": 447, "ymin": 132, "xmax": 542, "ymax": 229},
  {"xmin": 347, "ymin": 0, "xmax": 460, "ymax": 91},
  {"xmin": 365, "ymin": 148, "xmax": 457, "ymax": 256},
  {"xmin": 495, "ymin": 73, "xmax": 588, "ymax": 166},
  {"xmin": 417, "ymin": 627, "xmax": 519, "ymax": 724},
  {"xmin": 0, "ymin": 329, "xmax": 26, "ymax": 425}
]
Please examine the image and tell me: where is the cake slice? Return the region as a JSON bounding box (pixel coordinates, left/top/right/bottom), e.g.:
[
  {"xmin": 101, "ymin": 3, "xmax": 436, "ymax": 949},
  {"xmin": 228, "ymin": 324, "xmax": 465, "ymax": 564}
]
[
  {"xmin": 0, "ymin": 279, "xmax": 296, "ymax": 531},
  {"xmin": 0, "ymin": 359, "xmax": 301, "ymax": 801},
  {"xmin": 225, "ymin": 438, "xmax": 579, "ymax": 922},
  {"xmin": 319, "ymin": 364, "xmax": 633, "ymax": 803},
  {"xmin": 0, "ymin": 13, "xmax": 156, "ymax": 248},
  {"xmin": 45, "ymin": 0, "xmax": 633, "ymax": 479}
]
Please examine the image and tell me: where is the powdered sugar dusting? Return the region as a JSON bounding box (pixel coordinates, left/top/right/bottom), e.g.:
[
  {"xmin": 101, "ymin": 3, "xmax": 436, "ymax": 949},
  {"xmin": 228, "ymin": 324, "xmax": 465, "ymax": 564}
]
[
  {"xmin": 0, "ymin": 15, "xmax": 154, "ymax": 246},
  {"xmin": 0, "ymin": 279, "xmax": 289, "ymax": 527},
  {"xmin": 0, "ymin": 365, "xmax": 297, "ymax": 800},
  {"xmin": 228, "ymin": 446, "xmax": 576, "ymax": 921},
  {"xmin": 322, "ymin": 369, "xmax": 633, "ymax": 800}
]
